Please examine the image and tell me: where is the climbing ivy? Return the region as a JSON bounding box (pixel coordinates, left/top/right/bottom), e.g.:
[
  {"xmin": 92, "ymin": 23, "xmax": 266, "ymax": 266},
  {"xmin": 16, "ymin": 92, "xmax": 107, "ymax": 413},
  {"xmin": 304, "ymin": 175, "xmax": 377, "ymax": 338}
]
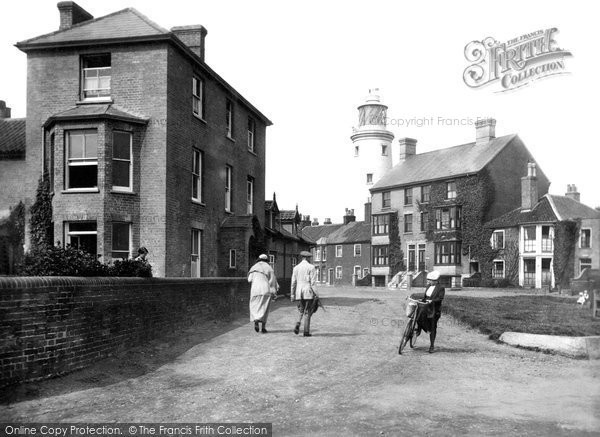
[
  {"xmin": 388, "ymin": 212, "xmax": 405, "ymax": 275},
  {"xmin": 553, "ymin": 219, "xmax": 580, "ymax": 289},
  {"xmin": 418, "ymin": 169, "xmax": 498, "ymax": 279},
  {"xmin": 29, "ymin": 175, "xmax": 53, "ymax": 251}
]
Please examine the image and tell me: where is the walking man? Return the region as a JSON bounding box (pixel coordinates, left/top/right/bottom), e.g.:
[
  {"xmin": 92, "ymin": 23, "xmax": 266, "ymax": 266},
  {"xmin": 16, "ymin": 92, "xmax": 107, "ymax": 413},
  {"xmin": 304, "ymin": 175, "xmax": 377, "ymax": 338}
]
[
  {"xmin": 291, "ymin": 250, "xmax": 318, "ymax": 337},
  {"xmin": 248, "ymin": 254, "xmax": 279, "ymax": 333}
]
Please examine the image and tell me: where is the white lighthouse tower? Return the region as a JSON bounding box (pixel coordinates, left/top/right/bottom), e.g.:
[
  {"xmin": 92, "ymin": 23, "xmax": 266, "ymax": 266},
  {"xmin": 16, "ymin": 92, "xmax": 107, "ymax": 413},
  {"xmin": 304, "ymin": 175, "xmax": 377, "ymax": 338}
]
[{"xmin": 350, "ymin": 89, "xmax": 394, "ymax": 203}]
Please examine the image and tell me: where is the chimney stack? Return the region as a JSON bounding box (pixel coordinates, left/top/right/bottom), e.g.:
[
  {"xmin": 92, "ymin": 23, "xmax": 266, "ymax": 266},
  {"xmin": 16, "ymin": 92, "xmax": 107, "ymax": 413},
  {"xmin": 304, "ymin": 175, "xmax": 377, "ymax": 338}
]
[
  {"xmin": 398, "ymin": 138, "xmax": 417, "ymax": 161},
  {"xmin": 343, "ymin": 208, "xmax": 356, "ymax": 225},
  {"xmin": 521, "ymin": 162, "xmax": 538, "ymax": 211},
  {"xmin": 312, "ymin": 218, "xmax": 319, "ymax": 226},
  {"xmin": 565, "ymin": 184, "xmax": 581, "ymax": 202},
  {"xmin": 364, "ymin": 202, "xmax": 372, "ymax": 224},
  {"xmin": 57, "ymin": 2, "xmax": 93, "ymax": 30},
  {"xmin": 171, "ymin": 25, "xmax": 208, "ymax": 61},
  {"xmin": 0, "ymin": 101, "xmax": 11, "ymax": 119},
  {"xmin": 475, "ymin": 118, "xmax": 496, "ymax": 146},
  {"xmin": 324, "ymin": 218, "xmax": 332, "ymax": 225}
]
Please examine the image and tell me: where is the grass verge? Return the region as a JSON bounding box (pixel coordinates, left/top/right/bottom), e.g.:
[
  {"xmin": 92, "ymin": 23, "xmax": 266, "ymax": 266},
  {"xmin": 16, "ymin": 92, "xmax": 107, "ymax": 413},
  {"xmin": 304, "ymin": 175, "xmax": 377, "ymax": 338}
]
[{"xmin": 443, "ymin": 295, "xmax": 600, "ymax": 340}]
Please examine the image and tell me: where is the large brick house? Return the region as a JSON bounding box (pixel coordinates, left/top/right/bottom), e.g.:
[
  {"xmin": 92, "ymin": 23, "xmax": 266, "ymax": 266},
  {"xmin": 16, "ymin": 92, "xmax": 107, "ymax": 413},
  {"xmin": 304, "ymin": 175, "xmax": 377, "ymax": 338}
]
[
  {"xmin": 485, "ymin": 169, "xmax": 600, "ymax": 288},
  {"xmin": 302, "ymin": 209, "xmax": 371, "ymax": 285},
  {"xmin": 4, "ymin": 2, "xmax": 271, "ymax": 276},
  {"xmin": 368, "ymin": 119, "xmax": 550, "ymax": 287}
]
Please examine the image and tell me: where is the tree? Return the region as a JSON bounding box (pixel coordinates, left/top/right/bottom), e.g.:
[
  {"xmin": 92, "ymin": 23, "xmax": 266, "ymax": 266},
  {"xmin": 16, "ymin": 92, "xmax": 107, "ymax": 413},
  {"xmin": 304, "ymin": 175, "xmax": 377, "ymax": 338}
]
[
  {"xmin": 29, "ymin": 176, "xmax": 53, "ymax": 251},
  {"xmin": 389, "ymin": 212, "xmax": 405, "ymax": 275},
  {"xmin": 503, "ymin": 239, "xmax": 520, "ymax": 285}
]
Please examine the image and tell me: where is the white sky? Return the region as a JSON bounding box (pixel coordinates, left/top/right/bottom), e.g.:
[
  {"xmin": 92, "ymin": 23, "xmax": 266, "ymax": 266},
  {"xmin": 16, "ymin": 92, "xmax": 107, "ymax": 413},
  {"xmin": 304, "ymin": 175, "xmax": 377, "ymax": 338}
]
[{"xmin": 1, "ymin": 0, "xmax": 598, "ymax": 222}]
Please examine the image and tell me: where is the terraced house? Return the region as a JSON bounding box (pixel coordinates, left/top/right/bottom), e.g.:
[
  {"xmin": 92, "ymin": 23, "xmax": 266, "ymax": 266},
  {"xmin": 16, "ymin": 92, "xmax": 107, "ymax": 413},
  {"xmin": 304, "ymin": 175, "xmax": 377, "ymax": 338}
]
[
  {"xmin": 368, "ymin": 119, "xmax": 550, "ymax": 287},
  {"xmin": 2, "ymin": 1, "xmax": 272, "ymax": 276}
]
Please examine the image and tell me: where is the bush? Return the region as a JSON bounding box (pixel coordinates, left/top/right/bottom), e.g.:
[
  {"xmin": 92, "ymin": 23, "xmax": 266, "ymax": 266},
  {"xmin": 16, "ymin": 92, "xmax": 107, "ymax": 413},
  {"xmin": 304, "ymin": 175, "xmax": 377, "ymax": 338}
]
[
  {"xmin": 480, "ymin": 278, "xmax": 513, "ymax": 288},
  {"xmin": 19, "ymin": 244, "xmax": 152, "ymax": 277},
  {"xmin": 109, "ymin": 259, "xmax": 153, "ymax": 277}
]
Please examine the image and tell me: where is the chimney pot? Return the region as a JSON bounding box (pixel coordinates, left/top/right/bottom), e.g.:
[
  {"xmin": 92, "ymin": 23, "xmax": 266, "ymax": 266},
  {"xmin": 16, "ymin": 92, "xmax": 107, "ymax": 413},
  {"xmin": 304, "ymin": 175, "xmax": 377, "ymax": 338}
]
[
  {"xmin": 476, "ymin": 118, "xmax": 496, "ymax": 146},
  {"xmin": 565, "ymin": 184, "xmax": 581, "ymax": 202},
  {"xmin": 324, "ymin": 218, "xmax": 332, "ymax": 225},
  {"xmin": 171, "ymin": 25, "xmax": 208, "ymax": 61}
]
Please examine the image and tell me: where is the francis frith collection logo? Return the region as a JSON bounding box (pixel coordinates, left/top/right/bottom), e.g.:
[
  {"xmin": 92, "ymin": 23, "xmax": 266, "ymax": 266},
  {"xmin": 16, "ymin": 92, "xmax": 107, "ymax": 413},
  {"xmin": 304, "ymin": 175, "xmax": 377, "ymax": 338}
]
[{"xmin": 463, "ymin": 28, "xmax": 572, "ymax": 92}]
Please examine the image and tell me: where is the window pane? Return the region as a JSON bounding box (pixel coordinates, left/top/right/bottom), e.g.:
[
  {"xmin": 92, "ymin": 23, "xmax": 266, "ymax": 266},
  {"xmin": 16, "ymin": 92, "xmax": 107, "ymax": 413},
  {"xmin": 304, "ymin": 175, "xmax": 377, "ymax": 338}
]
[
  {"xmin": 84, "ymin": 132, "xmax": 98, "ymax": 158},
  {"xmin": 69, "ymin": 222, "xmax": 97, "ymax": 232},
  {"xmin": 112, "ymin": 223, "xmax": 130, "ymax": 251},
  {"xmin": 113, "ymin": 132, "xmax": 130, "ymax": 159},
  {"xmin": 69, "ymin": 134, "xmax": 84, "ymax": 158},
  {"xmin": 113, "ymin": 161, "xmax": 130, "ymax": 187},
  {"xmin": 69, "ymin": 165, "xmax": 97, "ymax": 188}
]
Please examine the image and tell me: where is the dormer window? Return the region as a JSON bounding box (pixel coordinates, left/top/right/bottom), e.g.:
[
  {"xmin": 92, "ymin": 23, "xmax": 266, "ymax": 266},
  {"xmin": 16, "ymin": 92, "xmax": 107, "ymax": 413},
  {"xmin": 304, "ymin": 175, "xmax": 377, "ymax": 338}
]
[{"xmin": 82, "ymin": 54, "xmax": 111, "ymax": 100}]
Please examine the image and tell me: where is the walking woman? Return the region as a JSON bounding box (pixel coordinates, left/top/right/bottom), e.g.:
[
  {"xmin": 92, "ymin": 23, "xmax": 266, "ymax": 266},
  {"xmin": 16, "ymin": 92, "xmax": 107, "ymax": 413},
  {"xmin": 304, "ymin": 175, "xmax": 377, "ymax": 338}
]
[
  {"xmin": 416, "ymin": 270, "xmax": 445, "ymax": 353},
  {"xmin": 248, "ymin": 254, "xmax": 279, "ymax": 333}
]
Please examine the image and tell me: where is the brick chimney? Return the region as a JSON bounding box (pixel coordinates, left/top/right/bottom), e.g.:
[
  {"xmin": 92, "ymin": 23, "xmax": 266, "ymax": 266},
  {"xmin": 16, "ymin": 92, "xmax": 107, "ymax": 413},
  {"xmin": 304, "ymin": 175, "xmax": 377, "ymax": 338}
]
[
  {"xmin": 312, "ymin": 218, "xmax": 319, "ymax": 226},
  {"xmin": 300, "ymin": 215, "xmax": 312, "ymax": 229},
  {"xmin": 343, "ymin": 209, "xmax": 356, "ymax": 225},
  {"xmin": 475, "ymin": 118, "xmax": 496, "ymax": 146},
  {"xmin": 0, "ymin": 101, "xmax": 11, "ymax": 119},
  {"xmin": 324, "ymin": 218, "xmax": 332, "ymax": 225},
  {"xmin": 364, "ymin": 202, "xmax": 372, "ymax": 224},
  {"xmin": 57, "ymin": 2, "xmax": 93, "ymax": 30},
  {"xmin": 565, "ymin": 184, "xmax": 581, "ymax": 202},
  {"xmin": 398, "ymin": 138, "xmax": 417, "ymax": 161},
  {"xmin": 171, "ymin": 25, "xmax": 208, "ymax": 61},
  {"xmin": 521, "ymin": 162, "xmax": 538, "ymax": 211}
]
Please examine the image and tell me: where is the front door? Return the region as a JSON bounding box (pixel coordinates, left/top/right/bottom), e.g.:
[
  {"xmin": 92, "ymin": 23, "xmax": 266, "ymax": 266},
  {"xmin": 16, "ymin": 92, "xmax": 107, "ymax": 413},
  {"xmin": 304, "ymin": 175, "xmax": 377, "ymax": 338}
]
[
  {"xmin": 408, "ymin": 244, "xmax": 416, "ymax": 271},
  {"xmin": 418, "ymin": 244, "xmax": 426, "ymax": 271},
  {"xmin": 328, "ymin": 268, "xmax": 334, "ymax": 285}
]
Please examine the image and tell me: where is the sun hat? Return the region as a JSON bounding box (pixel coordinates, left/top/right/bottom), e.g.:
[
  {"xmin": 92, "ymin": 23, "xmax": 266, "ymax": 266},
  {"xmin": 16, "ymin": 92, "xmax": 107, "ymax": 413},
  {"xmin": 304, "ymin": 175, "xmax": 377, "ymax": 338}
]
[
  {"xmin": 258, "ymin": 254, "xmax": 268, "ymax": 261},
  {"xmin": 299, "ymin": 250, "xmax": 312, "ymax": 257},
  {"xmin": 426, "ymin": 271, "xmax": 441, "ymax": 281}
]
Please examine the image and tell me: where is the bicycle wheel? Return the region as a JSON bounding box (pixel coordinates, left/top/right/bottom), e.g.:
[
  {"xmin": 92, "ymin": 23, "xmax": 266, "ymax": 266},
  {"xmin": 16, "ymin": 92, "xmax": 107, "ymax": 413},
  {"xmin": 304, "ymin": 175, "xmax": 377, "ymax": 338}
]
[
  {"xmin": 398, "ymin": 318, "xmax": 414, "ymax": 354},
  {"xmin": 409, "ymin": 320, "xmax": 419, "ymax": 348}
]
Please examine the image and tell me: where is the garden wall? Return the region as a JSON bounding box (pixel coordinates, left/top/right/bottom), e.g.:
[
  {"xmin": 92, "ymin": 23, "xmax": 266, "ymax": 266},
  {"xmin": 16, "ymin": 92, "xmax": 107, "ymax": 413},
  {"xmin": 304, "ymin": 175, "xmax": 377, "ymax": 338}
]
[{"xmin": 0, "ymin": 276, "xmax": 252, "ymax": 388}]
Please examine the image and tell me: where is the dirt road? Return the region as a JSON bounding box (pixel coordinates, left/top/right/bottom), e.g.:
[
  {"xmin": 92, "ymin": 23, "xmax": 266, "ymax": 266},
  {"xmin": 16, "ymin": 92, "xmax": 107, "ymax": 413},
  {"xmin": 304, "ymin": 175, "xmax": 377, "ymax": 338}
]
[{"xmin": 2, "ymin": 286, "xmax": 599, "ymax": 436}]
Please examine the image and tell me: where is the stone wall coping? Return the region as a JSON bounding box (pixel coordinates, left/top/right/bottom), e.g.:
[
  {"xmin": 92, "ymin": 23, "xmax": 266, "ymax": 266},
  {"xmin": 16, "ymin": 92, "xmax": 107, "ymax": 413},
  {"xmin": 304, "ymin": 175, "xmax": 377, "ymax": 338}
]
[{"xmin": 0, "ymin": 276, "xmax": 247, "ymax": 290}]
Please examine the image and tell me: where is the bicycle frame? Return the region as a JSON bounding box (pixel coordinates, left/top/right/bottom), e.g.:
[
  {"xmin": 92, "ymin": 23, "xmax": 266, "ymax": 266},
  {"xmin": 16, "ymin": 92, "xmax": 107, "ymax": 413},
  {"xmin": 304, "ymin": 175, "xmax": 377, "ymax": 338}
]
[{"xmin": 399, "ymin": 297, "xmax": 430, "ymax": 354}]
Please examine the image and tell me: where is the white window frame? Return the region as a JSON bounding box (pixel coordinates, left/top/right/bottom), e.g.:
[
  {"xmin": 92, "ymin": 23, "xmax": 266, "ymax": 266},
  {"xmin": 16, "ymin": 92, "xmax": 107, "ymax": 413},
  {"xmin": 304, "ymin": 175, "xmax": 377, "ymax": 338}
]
[
  {"xmin": 366, "ymin": 173, "xmax": 373, "ymax": 184},
  {"xmin": 192, "ymin": 149, "xmax": 203, "ymax": 202},
  {"xmin": 225, "ymin": 165, "xmax": 232, "ymax": 212},
  {"xmin": 580, "ymin": 228, "xmax": 592, "ymax": 248},
  {"xmin": 335, "ymin": 266, "xmax": 342, "ymax": 279},
  {"xmin": 315, "ymin": 248, "xmax": 321, "ymax": 262},
  {"xmin": 81, "ymin": 54, "xmax": 111, "ymax": 100},
  {"xmin": 382, "ymin": 191, "xmax": 391, "ymax": 208},
  {"xmin": 491, "ymin": 230, "xmax": 505, "ymax": 250},
  {"xmin": 191, "ymin": 229, "xmax": 202, "ymax": 277},
  {"xmin": 111, "ymin": 222, "xmax": 131, "ymax": 260},
  {"xmin": 322, "ymin": 246, "xmax": 327, "ymax": 261},
  {"xmin": 269, "ymin": 254, "xmax": 275, "ymax": 269},
  {"xmin": 363, "ymin": 267, "xmax": 369, "ymax": 277},
  {"xmin": 336, "ymin": 245, "xmax": 343, "ymax": 257},
  {"xmin": 492, "ymin": 259, "xmax": 505, "ymax": 278},
  {"xmin": 65, "ymin": 130, "xmax": 98, "ymax": 191},
  {"xmin": 192, "ymin": 76, "xmax": 204, "ymax": 119},
  {"xmin": 580, "ymin": 257, "xmax": 592, "ymax": 274},
  {"xmin": 381, "ymin": 144, "xmax": 388, "ymax": 156},
  {"xmin": 247, "ymin": 117, "xmax": 255, "ymax": 152},
  {"xmin": 65, "ymin": 222, "xmax": 97, "ymax": 254},
  {"xmin": 446, "ymin": 181, "xmax": 457, "ymax": 199},
  {"xmin": 112, "ymin": 131, "xmax": 132, "ymax": 192},
  {"xmin": 353, "ymin": 265, "xmax": 361, "ymax": 278},
  {"xmin": 226, "ymin": 99, "xmax": 233, "ymax": 138},
  {"xmin": 247, "ymin": 176, "xmax": 254, "ymax": 214},
  {"xmin": 354, "ymin": 244, "xmax": 361, "ymax": 257},
  {"xmin": 229, "ymin": 249, "xmax": 237, "ymax": 268}
]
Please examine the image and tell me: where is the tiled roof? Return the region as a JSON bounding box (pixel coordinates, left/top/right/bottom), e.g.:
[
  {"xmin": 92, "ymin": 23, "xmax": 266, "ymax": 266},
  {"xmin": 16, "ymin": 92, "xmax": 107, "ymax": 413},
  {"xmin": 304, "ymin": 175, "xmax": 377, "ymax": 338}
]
[
  {"xmin": 486, "ymin": 194, "xmax": 600, "ymax": 229},
  {"xmin": 221, "ymin": 215, "xmax": 253, "ymax": 228},
  {"xmin": 549, "ymin": 195, "xmax": 600, "ymax": 221},
  {"xmin": 264, "ymin": 200, "xmax": 274, "ymax": 209},
  {"xmin": 301, "ymin": 224, "xmax": 345, "ymax": 244},
  {"xmin": 16, "ymin": 9, "xmax": 169, "ymax": 47},
  {"xmin": 45, "ymin": 104, "xmax": 149, "ymax": 127},
  {"xmin": 0, "ymin": 118, "xmax": 26, "ymax": 160},
  {"xmin": 280, "ymin": 210, "xmax": 299, "ymax": 221},
  {"xmin": 326, "ymin": 221, "xmax": 371, "ymax": 244},
  {"xmin": 372, "ymin": 134, "xmax": 516, "ymax": 190}
]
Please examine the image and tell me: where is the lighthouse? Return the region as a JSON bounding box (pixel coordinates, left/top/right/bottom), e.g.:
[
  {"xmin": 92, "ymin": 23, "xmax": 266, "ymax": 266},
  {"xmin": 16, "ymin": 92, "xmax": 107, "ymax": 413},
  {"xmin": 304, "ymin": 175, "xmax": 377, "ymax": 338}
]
[{"xmin": 350, "ymin": 89, "xmax": 394, "ymax": 203}]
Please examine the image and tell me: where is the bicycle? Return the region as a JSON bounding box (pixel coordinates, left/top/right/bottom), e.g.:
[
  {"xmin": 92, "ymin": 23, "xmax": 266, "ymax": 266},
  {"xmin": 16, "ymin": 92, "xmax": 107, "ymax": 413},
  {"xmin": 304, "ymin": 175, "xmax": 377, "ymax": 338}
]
[{"xmin": 398, "ymin": 296, "xmax": 429, "ymax": 354}]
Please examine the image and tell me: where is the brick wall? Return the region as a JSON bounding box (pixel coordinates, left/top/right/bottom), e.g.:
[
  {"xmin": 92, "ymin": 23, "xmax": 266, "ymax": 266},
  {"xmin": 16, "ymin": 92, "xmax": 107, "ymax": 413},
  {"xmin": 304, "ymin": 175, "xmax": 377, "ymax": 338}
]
[{"xmin": 0, "ymin": 276, "xmax": 250, "ymax": 388}]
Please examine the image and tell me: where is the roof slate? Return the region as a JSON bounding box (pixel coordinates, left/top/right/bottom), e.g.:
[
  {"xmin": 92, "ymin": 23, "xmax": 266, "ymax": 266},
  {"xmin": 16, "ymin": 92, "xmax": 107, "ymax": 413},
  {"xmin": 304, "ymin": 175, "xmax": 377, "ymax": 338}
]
[
  {"xmin": 280, "ymin": 210, "xmax": 299, "ymax": 221},
  {"xmin": 45, "ymin": 104, "xmax": 148, "ymax": 126},
  {"xmin": 325, "ymin": 221, "xmax": 371, "ymax": 244},
  {"xmin": 549, "ymin": 195, "xmax": 600, "ymax": 220},
  {"xmin": 17, "ymin": 8, "xmax": 168, "ymax": 47},
  {"xmin": 372, "ymin": 135, "xmax": 516, "ymax": 190},
  {"xmin": 0, "ymin": 118, "xmax": 26, "ymax": 159},
  {"xmin": 301, "ymin": 224, "xmax": 345, "ymax": 244}
]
